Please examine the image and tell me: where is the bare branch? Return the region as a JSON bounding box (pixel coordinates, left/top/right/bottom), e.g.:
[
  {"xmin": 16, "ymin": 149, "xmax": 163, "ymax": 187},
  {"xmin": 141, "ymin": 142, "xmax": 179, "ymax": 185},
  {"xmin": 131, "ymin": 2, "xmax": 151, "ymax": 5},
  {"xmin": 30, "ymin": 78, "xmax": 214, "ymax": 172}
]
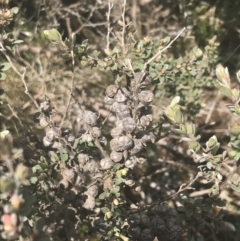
[
  {"xmin": 59, "ymin": 33, "xmax": 76, "ymax": 129},
  {"xmin": 0, "ymin": 43, "xmax": 41, "ymax": 112},
  {"xmin": 106, "ymin": 0, "xmax": 113, "ymax": 52},
  {"xmin": 121, "ymin": 0, "xmax": 127, "ymax": 55},
  {"xmin": 145, "ymin": 27, "xmax": 186, "ymax": 67}
]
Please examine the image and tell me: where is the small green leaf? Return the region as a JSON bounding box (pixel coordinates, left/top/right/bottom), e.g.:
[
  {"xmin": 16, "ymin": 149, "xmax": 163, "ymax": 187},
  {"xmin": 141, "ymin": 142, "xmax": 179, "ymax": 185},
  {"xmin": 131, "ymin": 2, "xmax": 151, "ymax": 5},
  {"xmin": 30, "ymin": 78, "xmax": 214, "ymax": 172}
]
[
  {"xmin": 193, "ymin": 212, "xmax": 201, "ymax": 219},
  {"xmin": 101, "ymin": 207, "xmax": 110, "ymax": 213},
  {"xmin": 92, "ymin": 50, "xmax": 100, "ymax": 58},
  {"xmin": 12, "ymin": 40, "xmax": 24, "ymax": 45},
  {"xmin": 206, "ymin": 135, "xmax": 217, "ymax": 149},
  {"xmin": 189, "ymin": 70, "xmax": 197, "ymax": 76},
  {"xmin": 34, "ymin": 217, "xmax": 45, "ymax": 231},
  {"xmin": 236, "ymin": 69, "xmax": 240, "ymax": 84},
  {"xmin": 0, "ymin": 179, "xmax": 15, "ymax": 192},
  {"xmin": 73, "ymin": 138, "xmax": 80, "ymax": 149},
  {"xmin": 88, "ymin": 141, "xmax": 94, "ymax": 147},
  {"xmin": 0, "ymin": 130, "xmax": 10, "ymax": 139},
  {"xmin": 82, "ymin": 39, "xmax": 88, "ymax": 45},
  {"xmin": 43, "ymin": 29, "xmax": 62, "ymax": 42},
  {"xmin": 219, "ymin": 86, "xmax": 232, "ymax": 98},
  {"xmin": 193, "ymin": 197, "xmax": 203, "ymax": 205},
  {"xmin": 230, "ymin": 183, "xmax": 240, "ymax": 193},
  {"xmin": 115, "ymin": 192, "xmax": 120, "ymax": 197},
  {"xmin": 0, "ymin": 63, "xmax": 11, "ymax": 71},
  {"xmin": 11, "ymin": 7, "xmax": 19, "ymax": 14},
  {"xmin": 99, "ymin": 191, "xmax": 110, "ymax": 200},
  {"xmin": 197, "ymin": 223, "xmax": 205, "ymax": 231},
  {"xmin": 231, "ymin": 88, "xmax": 239, "ymax": 100},
  {"xmin": 216, "ymin": 64, "xmax": 231, "ymax": 87},
  {"xmin": 213, "ymin": 199, "xmax": 225, "ymax": 207},
  {"xmin": 202, "ymin": 204, "xmax": 211, "ymax": 211},
  {"xmin": 174, "ymin": 110, "xmax": 183, "ymax": 124},
  {"xmin": 189, "ymin": 140, "xmax": 202, "ymax": 153},
  {"xmin": 40, "ymin": 156, "xmax": 47, "ymax": 163},
  {"xmin": 220, "ymin": 221, "xmax": 236, "ymax": 231},
  {"xmin": 185, "ymin": 207, "xmax": 193, "ymax": 217},
  {"xmin": 163, "ymin": 36, "xmax": 170, "ymax": 44},
  {"xmin": 30, "ymin": 176, "xmax": 38, "ymax": 184},
  {"xmin": 110, "ymin": 63, "xmax": 118, "ymax": 71},
  {"xmin": 185, "ymin": 123, "xmax": 195, "ymax": 135},
  {"xmin": 49, "ymin": 151, "xmax": 59, "ymax": 163},
  {"xmin": 0, "ymin": 72, "xmax": 7, "ymax": 80},
  {"xmin": 115, "ymin": 178, "xmax": 125, "ymax": 185},
  {"xmin": 111, "ymin": 186, "xmax": 120, "ymax": 194},
  {"xmin": 32, "ymin": 165, "xmax": 42, "ymax": 173},
  {"xmin": 113, "ymin": 163, "xmax": 122, "ymax": 171},
  {"xmin": 170, "ymin": 96, "xmax": 180, "ymax": 107},
  {"xmin": 196, "ymin": 235, "xmax": 204, "ymax": 241},
  {"xmin": 60, "ymin": 153, "xmax": 68, "ymax": 162}
]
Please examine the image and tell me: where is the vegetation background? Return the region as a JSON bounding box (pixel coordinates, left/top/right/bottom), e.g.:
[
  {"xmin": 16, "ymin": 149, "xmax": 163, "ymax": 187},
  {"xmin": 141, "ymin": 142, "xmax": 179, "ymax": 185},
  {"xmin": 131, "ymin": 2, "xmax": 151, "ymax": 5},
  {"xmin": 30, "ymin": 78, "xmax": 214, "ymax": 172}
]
[{"xmin": 1, "ymin": 0, "xmax": 240, "ymax": 241}]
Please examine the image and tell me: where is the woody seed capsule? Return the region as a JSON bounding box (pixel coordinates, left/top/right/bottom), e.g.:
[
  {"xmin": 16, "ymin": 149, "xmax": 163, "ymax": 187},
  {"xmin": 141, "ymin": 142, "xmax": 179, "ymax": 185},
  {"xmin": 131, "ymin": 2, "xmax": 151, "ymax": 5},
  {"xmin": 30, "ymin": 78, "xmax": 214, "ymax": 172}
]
[
  {"xmin": 46, "ymin": 127, "xmax": 60, "ymax": 141},
  {"xmin": 100, "ymin": 158, "xmax": 113, "ymax": 170},
  {"xmin": 131, "ymin": 139, "xmax": 143, "ymax": 155},
  {"xmin": 91, "ymin": 127, "xmax": 101, "ymax": 138},
  {"xmin": 110, "ymin": 151, "xmax": 123, "ymax": 162},
  {"xmin": 105, "ymin": 85, "xmax": 118, "ymax": 98},
  {"xmin": 39, "ymin": 116, "xmax": 49, "ymax": 128},
  {"xmin": 104, "ymin": 96, "xmax": 115, "ymax": 105},
  {"xmin": 139, "ymin": 114, "xmax": 152, "ymax": 127},
  {"xmin": 125, "ymin": 159, "xmax": 135, "ymax": 169},
  {"xmin": 62, "ymin": 169, "xmax": 76, "ymax": 182},
  {"xmin": 81, "ymin": 133, "xmax": 94, "ymax": 142},
  {"xmin": 78, "ymin": 153, "xmax": 89, "ymax": 167},
  {"xmin": 122, "ymin": 117, "xmax": 136, "ymax": 133},
  {"xmin": 88, "ymin": 160, "xmax": 100, "ymax": 173},
  {"xmin": 43, "ymin": 136, "xmax": 52, "ymax": 146},
  {"xmin": 59, "ymin": 179, "xmax": 69, "ymax": 189},
  {"xmin": 111, "ymin": 127, "xmax": 123, "ymax": 137},
  {"xmin": 83, "ymin": 195, "xmax": 95, "ymax": 210},
  {"xmin": 114, "ymin": 89, "xmax": 127, "ymax": 103},
  {"xmin": 138, "ymin": 90, "xmax": 154, "ymax": 105},
  {"xmin": 83, "ymin": 111, "xmax": 98, "ymax": 126},
  {"xmin": 112, "ymin": 103, "xmax": 131, "ymax": 120},
  {"xmin": 52, "ymin": 141, "xmax": 63, "ymax": 149},
  {"xmin": 110, "ymin": 136, "xmax": 133, "ymax": 151},
  {"xmin": 86, "ymin": 185, "xmax": 98, "ymax": 197}
]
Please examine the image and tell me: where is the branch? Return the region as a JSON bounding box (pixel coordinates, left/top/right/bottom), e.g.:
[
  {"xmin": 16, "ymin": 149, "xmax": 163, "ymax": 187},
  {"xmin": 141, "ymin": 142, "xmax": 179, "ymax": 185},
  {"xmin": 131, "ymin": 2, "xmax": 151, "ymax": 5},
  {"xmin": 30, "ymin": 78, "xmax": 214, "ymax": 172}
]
[
  {"xmin": 138, "ymin": 27, "xmax": 186, "ymax": 83},
  {"xmin": 121, "ymin": 0, "xmax": 127, "ymax": 55},
  {"xmin": 59, "ymin": 33, "xmax": 75, "ymax": 129},
  {"xmin": 0, "ymin": 43, "xmax": 41, "ymax": 112},
  {"xmin": 106, "ymin": 0, "xmax": 113, "ymax": 52},
  {"xmin": 144, "ymin": 27, "xmax": 186, "ymax": 67},
  {"xmin": 129, "ymin": 172, "xmax": 202, "ymax": 214}
]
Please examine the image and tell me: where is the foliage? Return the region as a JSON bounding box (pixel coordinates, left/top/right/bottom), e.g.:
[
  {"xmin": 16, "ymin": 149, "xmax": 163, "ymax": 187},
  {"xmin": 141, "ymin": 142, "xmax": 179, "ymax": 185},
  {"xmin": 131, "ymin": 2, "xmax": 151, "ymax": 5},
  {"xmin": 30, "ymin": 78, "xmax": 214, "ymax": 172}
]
[{"xmin": 1, "ymin": 1, "xmax": 240, "ymax": 241}]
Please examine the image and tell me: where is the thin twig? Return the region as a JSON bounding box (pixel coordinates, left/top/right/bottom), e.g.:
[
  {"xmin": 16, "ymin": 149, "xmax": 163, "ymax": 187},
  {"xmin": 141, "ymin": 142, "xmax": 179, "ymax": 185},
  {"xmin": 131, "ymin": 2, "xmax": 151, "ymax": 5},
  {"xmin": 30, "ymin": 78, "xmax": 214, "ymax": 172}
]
[
  {"xmin": 145, "ymin": 27, "xmax": 186, "ymax": 67},
  {"xmin": 130, "ymin": 172, "xmax": 202, "ymax": 214},
  {"xmin": 7, "ymin": 103, "xmax": 24, "ymax": 127},
  {"xmin": 0, "ymin": 43, "xmax": 41, "ymax": 112},
  {"xmin": 59, "ymin": 33, "xmax": 75, "ymax": 129},
  {"xmin": 72, "ymin": 1, "xmax": 100, "ymax": 35},
  {"xmin": 90, "ymin": 128, "xmax": 109, "ymax": 159},
  {"xmin": 106, "ymin": 0, "xmax": 113, "ymax": 52},
  {"xmin": 137, "ymin": 27, "xmax": 186, "ymax": 84},
  {"xmin": 121, "ymin": 0, "xmax": 127, "ymax": 55},
  {"xmin": 160, "ymin": 171, "xmax": 202, "ymax": 202},
  {"xmin": 205, "ymin": 92, "xmax": 221, "ymax": 124}
]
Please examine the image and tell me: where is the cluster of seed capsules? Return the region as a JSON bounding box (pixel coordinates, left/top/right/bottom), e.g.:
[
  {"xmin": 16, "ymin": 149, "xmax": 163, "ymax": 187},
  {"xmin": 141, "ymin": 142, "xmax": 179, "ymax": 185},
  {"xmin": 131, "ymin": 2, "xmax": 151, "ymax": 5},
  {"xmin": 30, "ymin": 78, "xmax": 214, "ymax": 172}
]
[
  {"xmin": 37, "ymin": 73, "xmax": 180, "ymax": 239},
  {"xmin": 103, "ymin": 73, "xmax": 155, "ymax": 170}
]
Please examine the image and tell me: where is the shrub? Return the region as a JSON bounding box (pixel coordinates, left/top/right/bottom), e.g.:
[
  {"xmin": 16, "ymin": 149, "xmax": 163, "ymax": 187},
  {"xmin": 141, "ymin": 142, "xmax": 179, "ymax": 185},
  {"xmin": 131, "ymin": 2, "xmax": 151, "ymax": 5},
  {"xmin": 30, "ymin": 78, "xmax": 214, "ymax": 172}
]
[{"xmin": 1, "ymin": 1, "xmax": 240, "ymax": 241}]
